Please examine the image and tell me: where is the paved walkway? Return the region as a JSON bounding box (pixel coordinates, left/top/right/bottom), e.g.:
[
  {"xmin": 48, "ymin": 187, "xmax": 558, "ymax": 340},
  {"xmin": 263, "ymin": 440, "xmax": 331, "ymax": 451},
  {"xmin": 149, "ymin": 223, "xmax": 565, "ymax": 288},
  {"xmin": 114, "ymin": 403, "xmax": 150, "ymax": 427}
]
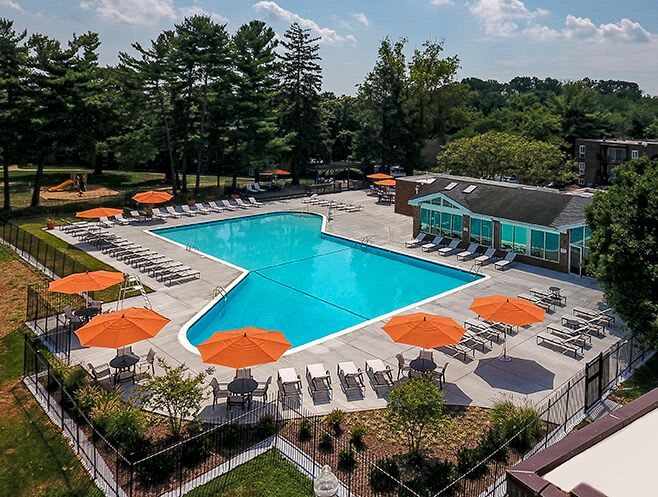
[{"xmin": 55, "ymin": 191, "xmax": 623, "ymax": 418}]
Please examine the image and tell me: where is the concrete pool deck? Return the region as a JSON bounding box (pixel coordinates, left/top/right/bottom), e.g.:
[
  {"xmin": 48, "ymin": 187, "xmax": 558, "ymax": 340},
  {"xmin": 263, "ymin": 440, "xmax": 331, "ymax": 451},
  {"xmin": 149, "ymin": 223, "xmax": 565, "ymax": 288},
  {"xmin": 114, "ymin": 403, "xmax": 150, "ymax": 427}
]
[{"xmin": 53, "ymin": 190, "xmax": 624, "ymax": 418}]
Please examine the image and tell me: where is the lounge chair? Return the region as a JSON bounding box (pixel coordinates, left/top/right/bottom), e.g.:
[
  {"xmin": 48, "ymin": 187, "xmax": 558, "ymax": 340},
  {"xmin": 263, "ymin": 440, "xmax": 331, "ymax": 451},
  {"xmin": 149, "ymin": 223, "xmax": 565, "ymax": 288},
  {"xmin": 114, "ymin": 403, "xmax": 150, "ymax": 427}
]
[
  {"xmin": 561, "ymin": 315, "xmax": 604, "ymax": 337},
  {"xmin": 337, "ymin": 361, "xmax": 365, "ymax": 396},
  {"xmin": 247, "ymin": 197, "xmax": 263, "ymax": 207},
  {"xmin": 207, "ymin": 201, "xmax": 226, "ymax": 212},
  {"xmin": 98, "ymin": 217, "xmax": 115, "ymax": 228},
  {"xmin": 246, "ymin": 183, "xmax": 260, "ymax": 193},
  {"xmin": 254, "ymin": 182, "xmax": 267, "ymax": 192},
  {"xmin": 165, "ymin": 206, "xmax": 183, "ymax": 218},
  {"xmin": 405, "ymin": 233, "xmax": 429, "ymax": 248},
  {"xmin": 210, "ymin": 378, "xmax": 230, "ymax": 407},
  {"xmin": 252, "ymin": 376, "xmax": 272, "ymax": 399},
  {"xmin": 154, "ymin": 207, "xmax": 173, "ymax": 219},
  {"xmin": 113, "ymin": 214, "xmax": 131, "ymax": 226},
  {"xmin": 234, "ymin": 198, "xmax": 251, "ymax": 209},
  {"xmin": 221, "ymin": 200, "xmax": 238, "ymax": 211},
  {"xmin": 301, "ymin": 194, "xmax": 318, "ymax": 204},
  {"xmin": 365, "ymin": 359, "xmax": 393, "ymax": 389},
  {"xmin": 128, "ymin": 210, "xmax": 147, "ymax": 222},
  {"xmin": 536, "ymin": 333, "xmax": 583, "ymax": 358},
  {"xmin": 437, "ymin": 239, "xmax": 460, "ymax": 256},
  {"xmin": 180, "ymin": 205, "xmax": 198, "ymax": 216},
  {"xmin": 306, "ymin": 363, "xmax": 332, "ymax": 399},
  {"xmin": 547, "ymin": 323, "xmax": 591, "ymax": 347},
  {"xmin": 277, "ymin": 368, "xmax": 302, "ymax": 401},
  {"xmin": 494, "ymin": 251, "xmax": 516, "ymax": 270},
  {"xmin": 474, "ymin": 248, "xmax": 496, "ymax": 266},
  {"xmin": 456, "ymin": 243, "xmax": 480, "ymax": 261},
  {"xmin": 573, "ymin": 306, "xmax": 614, "ymax": 325},
  {"xmin": 396, "ymin": 353, "xmax": 412, "ymax": 379},
  {"xmin": 518, "ymin": 293, "xmax": 552, "ymax": 311},
  {"xmin": 530, "ymin": 288, "xmax": 566, "ymax": 306},
  {"xmin": 193, "ymin": 203, "xmax": 212, "ymax": 215},
  {"xmin": 422, "ymin": 236, "xmax": 445, "ymax": 253}
]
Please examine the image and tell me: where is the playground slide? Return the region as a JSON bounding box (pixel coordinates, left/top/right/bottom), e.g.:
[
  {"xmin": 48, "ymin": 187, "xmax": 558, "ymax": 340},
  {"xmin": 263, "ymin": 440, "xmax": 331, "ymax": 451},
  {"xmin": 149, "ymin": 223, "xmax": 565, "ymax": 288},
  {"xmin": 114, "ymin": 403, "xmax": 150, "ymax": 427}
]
[{"xmin": 48, "ymin": 179, "xmax": 74, "ymax": 192}]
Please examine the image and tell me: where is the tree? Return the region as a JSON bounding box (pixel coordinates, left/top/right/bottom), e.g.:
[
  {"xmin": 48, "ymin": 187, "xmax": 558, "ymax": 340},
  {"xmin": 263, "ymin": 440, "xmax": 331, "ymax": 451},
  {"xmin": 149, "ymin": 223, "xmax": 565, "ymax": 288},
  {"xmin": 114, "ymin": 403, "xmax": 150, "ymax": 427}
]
[
  {"xmin": 436, "ymin": 131, "xmax": 571, "ymax": 184},
  {"xmin": 586, "ymin": 158, "xmax": 658, "ymax": 346},
  {"xmin": 387, "ymin": 378, "xmax": 444, "ymax": 455},
  {"xmin": 321, "ymin": 94, "xmax": 361, "ymax": 161},
  {"xmin": 278, "ymin": 23, "xmax": 324, "ymax": 184},
  {"xmin": 137, "ymin": 359, "xmax": 209, "ymax": 438}
]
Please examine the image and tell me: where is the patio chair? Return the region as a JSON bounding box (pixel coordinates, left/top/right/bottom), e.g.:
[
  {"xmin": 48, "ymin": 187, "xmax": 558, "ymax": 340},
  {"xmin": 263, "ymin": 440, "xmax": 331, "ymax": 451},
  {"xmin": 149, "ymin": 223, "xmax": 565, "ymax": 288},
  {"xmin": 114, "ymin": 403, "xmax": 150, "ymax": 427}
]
[
  {"xmin": 365, "ymin": 359, "xmax": 394, "ymax": 389},
  {"xmin": 337, "ymin": 362, "xmax": 365, "ymax": 396},
  {"xmin": 235, "ymin": 368, "xmax": 253, "ymax": 380},
  {"xmin": 494, "ymin": 251, "xmax": 516, "ymax": 270},
  {"xmin": 306, "ymin": 363, "xmax": 332, "ymax": 399},
  {"xmin": 437, "ymin": 239, "xmax": 460, "ymax": 256},
  {"xmin": 180, "ymin": 205, "xmax": 198, "ymax": 216},
  {"xmin": 421, "ymin": 236, "xmax": 445, "ymax": 253},
  {"xmin": 396, "ymin": 353, "xmax": 411, "ymax": 380},
  {"xmin": 88, "ymin": 363, "xmax": 111, "ymax": 384},
  {"xmin": 474, "ymin": 248, "xmax": 496, "ymax": 266},
  {"xmin": 277, "ymin": 368, "xmax": 302, "ymax": 401},
  {"xmin": 221, "ymin": 199, "xmax": 238, "ymax": 211},
  {"xmin": 165, "ymin": 206, "xmax": 183, "ymax": 218},
  {"xmin": 137, "ymin": 348, "xmax": 157, "ymax": 376},
  {"xmin": 419, "ymin": 349, "xmax": 434, "ymax": 361},
  {"xmin": 210, "ymin": 378, "xmax": 231, "ymax": 408},
  {"xmin": 62, "ymin": 305, "xmax": 83, "ymax": 327},
  {"xmin": 456, "ymin": 243, "xmax": 480, "ymax": 261},
  {"xmin": 404, "ymin": 232, "xmax": 428, "ymax": 248},
  {"xmin": 227, "ymin": 394, "xmax": 247, "ymax": 411},
  {"xmin": 252, "ymin": 376, "xmax": 272, "ymax": 399},
  {"xmin": 234, "ymin": 198, "xmax": 251, "ymax": 209},
  {"xmin": 433, "ymin": 363, "xmax": 448, "ymax": 390},
  {"xmin": 247, "ymin": 197, "xmax": 263, "ymax": 207},
  {"xmin": 118, "ymin": 346, "xmax": 133, "ymax": 356},
  {"xmin": 246, "ymin": 183, "xmax": 260, "ymax": 193}
]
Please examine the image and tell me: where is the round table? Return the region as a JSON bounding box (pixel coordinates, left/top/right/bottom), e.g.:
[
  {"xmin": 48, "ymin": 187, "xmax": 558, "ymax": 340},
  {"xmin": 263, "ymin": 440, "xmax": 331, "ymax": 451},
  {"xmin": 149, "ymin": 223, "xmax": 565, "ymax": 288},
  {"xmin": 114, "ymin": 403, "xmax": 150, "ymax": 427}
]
[
  {"xmin": 228, "ymin": 378, "xmax": 258, "ymax": 395},
  {"xmin": 548, "ymin": 286, "xmax": 562, "ymax": 296},
  {"xmin": 110, "ymin": 353, "xmax": 139, "ymax": 371},
  {"xmin": 409, "ymin": 358, "xmax": 437, "ymax": 373},
  {"xmin": 74, "ymin": 307, "xmax": 101, "ymax": 321}
]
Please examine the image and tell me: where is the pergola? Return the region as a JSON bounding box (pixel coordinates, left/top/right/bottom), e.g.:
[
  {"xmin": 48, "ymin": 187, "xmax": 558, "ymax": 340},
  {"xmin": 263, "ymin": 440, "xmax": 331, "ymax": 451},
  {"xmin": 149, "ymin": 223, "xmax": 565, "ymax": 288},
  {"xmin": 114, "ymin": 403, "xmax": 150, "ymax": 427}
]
[{"xmin": 307, "ymin": 161, "xmax": 366, "ymax": 184}]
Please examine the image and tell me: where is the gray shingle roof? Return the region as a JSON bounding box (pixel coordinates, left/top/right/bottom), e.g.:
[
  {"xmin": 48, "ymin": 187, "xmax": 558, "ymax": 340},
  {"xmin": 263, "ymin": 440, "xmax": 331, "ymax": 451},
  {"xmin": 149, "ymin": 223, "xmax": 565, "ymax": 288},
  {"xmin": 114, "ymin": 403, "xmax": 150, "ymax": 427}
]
[{"xmin": 409, "ymin": 176, "xmax": 592, "ymax": 228}]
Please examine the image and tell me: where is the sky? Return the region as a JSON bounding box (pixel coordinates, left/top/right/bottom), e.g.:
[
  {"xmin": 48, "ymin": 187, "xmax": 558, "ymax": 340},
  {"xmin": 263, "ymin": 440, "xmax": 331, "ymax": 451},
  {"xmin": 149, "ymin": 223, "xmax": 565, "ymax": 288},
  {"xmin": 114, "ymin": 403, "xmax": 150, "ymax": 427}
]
[{"xmin": 2, "ymin": 0, "xmax": 658, "ymax": 96}]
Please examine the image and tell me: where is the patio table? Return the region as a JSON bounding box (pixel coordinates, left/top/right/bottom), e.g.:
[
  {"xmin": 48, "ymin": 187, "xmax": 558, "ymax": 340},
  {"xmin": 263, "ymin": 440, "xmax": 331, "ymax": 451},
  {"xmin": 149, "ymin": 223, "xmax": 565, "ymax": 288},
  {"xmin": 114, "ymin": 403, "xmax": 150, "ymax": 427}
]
[
  {"xmin": 110, "ymin": 353, "xmax": 139, "ymax": 384},
  {"xmin": 228, "ymin": 378, "xmax": 258, "ymax": 395},
  {"xmin": 74, "ymin": 307, "xmax": 101, "ymax": 321},
  {"xmin": 409, "ymin": 358, "xmax": 437, "ymax": 373}
]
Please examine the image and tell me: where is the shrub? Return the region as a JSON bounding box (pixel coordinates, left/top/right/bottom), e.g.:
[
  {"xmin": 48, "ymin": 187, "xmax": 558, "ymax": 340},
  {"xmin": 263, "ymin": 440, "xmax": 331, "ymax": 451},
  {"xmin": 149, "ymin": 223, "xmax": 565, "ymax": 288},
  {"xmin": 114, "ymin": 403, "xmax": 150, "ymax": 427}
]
[
  {"xmin": 255, "ymin": 415, "xmax": 277, "ymax": 438},
  {"xmin": 491, "ymin": 398, "xmax": 542, "ymax": 452},
  {"xmin": 479, "ymin": 428, "xmax": 508, "ymax": 463},
  {"xmin": 90, "ymin": 398, "xmax": 147, "ymax": 455},
  {"xmin": 456, "ymin": 446, "xmax": 486, "ymax": 480},
  {"xmin": 399, "ymin": 478, "xmax": 428, "ymax": 497},
  {"xmin": 75, "ymin": 383, "xmax": 107, "ymax": 416},
  {"xmin": 349, "ymin": 423, "xmax": 367, "ymax": 450},
  {"xmin": 423, "ymin": 459, "xmax": 456, "ymax": 493},
  {"xmin": 298, "ymin": 418, "xmax": 312, "ymax": 441},
  {"xmin": 136, "ymin": 449, "xmax": 175, "ymax": 485},
  {"xmin": 181, "ymin": 422, "xmax": 213, "ymax": 465},
  {"xmin": 318, "ymin": 432, "xmax": 333, "ymax": 452},
  {"xmin": 325, "ymin": 409, "xmax": 346, "ymax": 436},
  {"xmin": 337, "ymin": 448, "xmax": 356, "ymax": 472},
  {"xmin": 220, "ymin": 425, "xmax": 242, "ymax": 450},
  {"xmin": 370, "ymin": 457, "xmax": 401, "ymax": 493},
  {"xmin": 61, "ymin": 365, "xmax": 90, "ymax": 394}
]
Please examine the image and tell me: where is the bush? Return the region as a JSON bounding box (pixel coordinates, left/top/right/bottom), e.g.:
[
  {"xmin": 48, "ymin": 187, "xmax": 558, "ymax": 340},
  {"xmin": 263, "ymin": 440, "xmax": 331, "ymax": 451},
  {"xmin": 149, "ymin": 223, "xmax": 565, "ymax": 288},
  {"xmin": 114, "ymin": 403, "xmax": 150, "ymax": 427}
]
[
  {"xmin": 75, "ymin": 383, "xmax": 107, "ymax": 416},
  {"xmin": 349, "ymin": 423, "xmax": 367, "ymax": 450},
  {"xmin": 220, "ymin": 425, "xmax": 242, "ymax": 450},
  {"xmin": 136, "ymin": 449, "xmax": 175, "ymax": 485},
  {"xmin": 298, "ymin": 418, "xmax": 312, "ymax": 441},
  {"xmin": 337, "ymin": 448, "xmax": 356, "ymax": 472},
  {"xmin": 61, "ymin": 365, "xmax": 90, "ymax": 394},
  {"xmin": 318, "ymin": 432, "xmax": 333, "ymax": 452},
  {"xmin": 181, "ymin": 422, "xmax": 213, "ymax": 466},
  {"xmin": 456, "ymin": 446, "xmax": 486, "ymax": 480},
  {"xmin": 399, "ymin": 478, "xmax": 428, "ymax": 497},
  {"xmin": 491, "ymin": 398, "xmax": 542, "ymax": 452},
  {"xmin": 90, "ymin": 397, "xmax": 147, "ymax": 455},
  {"xmin": 370, "ymin": 457, "xmax": 401, "ymax": 493},
  {"xmin": 423, "ymin": 459, "xmax": 456, "ymax": 493},
  {"xmin": 479, "ymin": 428, "xmax": 508, "ymax": 463},
  {"xmin": 325, "ymin": 409, "xmax": 346, "ymax": 436},
  {"xmin": 255, "ymin": 415, "xmax": 277, "ymax": 438}
]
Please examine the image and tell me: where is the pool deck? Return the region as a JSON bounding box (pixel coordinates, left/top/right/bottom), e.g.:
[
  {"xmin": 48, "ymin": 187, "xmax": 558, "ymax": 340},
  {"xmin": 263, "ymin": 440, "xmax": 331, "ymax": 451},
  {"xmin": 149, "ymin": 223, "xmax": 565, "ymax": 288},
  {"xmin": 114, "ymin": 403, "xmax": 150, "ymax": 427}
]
[{"xmin": 54, "ymin": 191, "xmax": 624, "ymax": 418}]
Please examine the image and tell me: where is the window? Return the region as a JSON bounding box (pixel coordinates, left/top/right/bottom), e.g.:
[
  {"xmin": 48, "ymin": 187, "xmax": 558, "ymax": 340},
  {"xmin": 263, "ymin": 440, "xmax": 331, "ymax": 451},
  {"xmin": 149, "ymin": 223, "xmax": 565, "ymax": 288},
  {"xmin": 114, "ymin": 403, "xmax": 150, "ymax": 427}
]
[
  {"xmin": 578, "ymin": 144, "xmax": 586, "ymax": 158},
  {"xmin": 420, "ymin": 208, "xmax": 431, "ymax": 233},
  {"xmin": 606, "ymin": 147, "xmax": 626, "ymax": 163},
  {"xmin": 631, "ymin": 149, "xmax": 639, "ymax": 159},
  {"xmin": 530, "ymin": 229, "xmax": 560, "ymax": 262},
  {"xmin": 545, "ymin": 232, "xmax": 559, "ymax": 262},
  {"xmin": 501, "ymin": 223, "xmax": 527, "ymax": 253},
  {"xmin": 470, "ymin": 218, "xmax": 492, "ymax": 246},
  {"xmin": 420, "ymin": 205, "xmax": 462, "ymax": 238},
  {"xmin": 430, "ymin": 210, "xmax": 441, "ymax": 235},
  {"xmin": 578, "ymin": 162, "xmax": 586, "ymax": 175},
  {"xmin": 442, "ymin": 199, "xmax": 458, "ymax": 208}
]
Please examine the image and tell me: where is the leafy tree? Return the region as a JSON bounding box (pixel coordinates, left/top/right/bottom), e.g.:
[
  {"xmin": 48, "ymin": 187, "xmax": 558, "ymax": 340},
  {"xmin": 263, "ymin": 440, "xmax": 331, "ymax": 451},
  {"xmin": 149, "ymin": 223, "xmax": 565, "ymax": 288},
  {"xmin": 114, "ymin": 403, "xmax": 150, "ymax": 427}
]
[
  {"xmin": 387, "ymin": 377, "xmax": 444, "ymax": 455},
  {"xmin": 278, "ymin": 23, "xmax": 325, "ymax": 184},
  {"xmin": 586, "ymin": 158, "xmax": 658, "ymax": 346},
  {"xmin": 137, "ymin": 359, "xmax": 209, "ymax": 438},
  {"xmin": 321, "ymin": 93, "xmax": 360, "ymax": 161}
]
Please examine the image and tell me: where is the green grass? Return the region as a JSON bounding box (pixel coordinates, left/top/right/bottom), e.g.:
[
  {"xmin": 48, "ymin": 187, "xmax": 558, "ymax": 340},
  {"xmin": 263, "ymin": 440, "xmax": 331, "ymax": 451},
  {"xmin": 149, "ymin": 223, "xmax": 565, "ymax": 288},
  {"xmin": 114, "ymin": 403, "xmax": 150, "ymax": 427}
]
[
  {"xmin": 184, "ymin": 451, "xmax": 313, "ymax": 497},
  {"xmin": 0, "ymin": 331, "xmax": 102, "ymax": 497},
  {"xmin": 611, "ymin": 353, "xmax": 658, "ymax": 404}
]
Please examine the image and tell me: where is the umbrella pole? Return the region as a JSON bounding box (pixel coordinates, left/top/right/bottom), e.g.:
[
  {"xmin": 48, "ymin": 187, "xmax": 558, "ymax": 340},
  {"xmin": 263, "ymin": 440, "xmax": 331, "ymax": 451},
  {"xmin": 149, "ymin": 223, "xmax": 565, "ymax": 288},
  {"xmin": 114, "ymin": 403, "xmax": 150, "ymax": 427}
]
[{"xmin": 498, "ymin": 337, "xmax": 512, "ymax": 362}]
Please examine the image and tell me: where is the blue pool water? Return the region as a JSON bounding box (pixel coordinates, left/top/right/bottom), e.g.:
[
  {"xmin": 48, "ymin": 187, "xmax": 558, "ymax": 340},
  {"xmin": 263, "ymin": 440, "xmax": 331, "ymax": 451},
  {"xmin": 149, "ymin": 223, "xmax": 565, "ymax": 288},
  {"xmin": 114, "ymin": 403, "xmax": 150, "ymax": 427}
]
[{"xmin": 153, "ymin": 213, "xmax": 481, "ymax": 349}]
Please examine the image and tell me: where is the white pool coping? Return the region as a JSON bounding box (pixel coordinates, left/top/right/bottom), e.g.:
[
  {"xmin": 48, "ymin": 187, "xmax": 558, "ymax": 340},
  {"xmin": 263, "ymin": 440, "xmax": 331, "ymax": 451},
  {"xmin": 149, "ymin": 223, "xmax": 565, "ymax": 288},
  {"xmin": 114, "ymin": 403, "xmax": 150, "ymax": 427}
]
[{"xmin": 145, "ymin": 211, "xmax": 489, "ymax": 356}]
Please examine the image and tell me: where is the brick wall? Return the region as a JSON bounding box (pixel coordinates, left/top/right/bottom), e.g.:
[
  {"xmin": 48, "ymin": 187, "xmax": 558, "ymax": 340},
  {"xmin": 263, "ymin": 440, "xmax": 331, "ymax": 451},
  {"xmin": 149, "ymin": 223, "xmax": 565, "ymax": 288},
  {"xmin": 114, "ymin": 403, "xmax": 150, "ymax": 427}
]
[{"xmin": 394, "ymin": 179, "xmax": 419, "ymax": 216}]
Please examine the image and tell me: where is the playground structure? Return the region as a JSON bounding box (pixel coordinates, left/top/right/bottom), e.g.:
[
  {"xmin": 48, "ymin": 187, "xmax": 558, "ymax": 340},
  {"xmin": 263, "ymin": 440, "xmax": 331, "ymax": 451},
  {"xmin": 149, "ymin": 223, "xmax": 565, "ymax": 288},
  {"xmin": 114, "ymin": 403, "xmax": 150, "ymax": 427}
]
[{"xmin": 48, "ymin": 173, "xmax": 87, "ymax": 192}]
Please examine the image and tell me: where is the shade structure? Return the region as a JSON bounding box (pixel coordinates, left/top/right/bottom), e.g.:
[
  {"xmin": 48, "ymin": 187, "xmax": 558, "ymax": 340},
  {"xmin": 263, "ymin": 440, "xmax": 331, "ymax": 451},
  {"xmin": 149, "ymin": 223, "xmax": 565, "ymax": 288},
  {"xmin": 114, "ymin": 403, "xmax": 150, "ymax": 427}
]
[
  {"xmin": 367, "ymin": 173, "xmax": 393, "ymax": 180},
  {"xmin": 76, "ymin": 207, "xmax": 123, "ymax": 219},
  {"xmin": 48, "ymin": 270, "xmax": 125, "ymax": 294},
  {"xmin": 132, "ymin": 191, "xmax": 173, "ymax": 204},
  {"xmin": 469, "ymin": 295, "xmax": 545, "ymax": 327},
  {"xmin": 262, "ymin": 169, "xmax": 291, "ymax": 176},
  {"xmin": 375, "ymin": 179, "xmax": 396, "ymax": 187},
  {"xmin": 75, "ymin": 307, "xmax": 170, "ymax": 349},
  {"xmin": 197, "ymin": 326, "xmax": 291, "ymax": 369},
  {"xmin": 383, "ymin": 313, "xmax": 466, "ymax": 349}
]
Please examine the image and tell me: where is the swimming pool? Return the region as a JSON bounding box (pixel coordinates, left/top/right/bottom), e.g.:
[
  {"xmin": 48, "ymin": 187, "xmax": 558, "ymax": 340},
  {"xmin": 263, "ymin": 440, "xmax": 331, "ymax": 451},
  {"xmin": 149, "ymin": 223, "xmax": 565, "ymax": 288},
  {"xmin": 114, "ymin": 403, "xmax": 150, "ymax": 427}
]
[{"xmin": 153, "ymin": 212, "xmax": 483, "ymax": 351}]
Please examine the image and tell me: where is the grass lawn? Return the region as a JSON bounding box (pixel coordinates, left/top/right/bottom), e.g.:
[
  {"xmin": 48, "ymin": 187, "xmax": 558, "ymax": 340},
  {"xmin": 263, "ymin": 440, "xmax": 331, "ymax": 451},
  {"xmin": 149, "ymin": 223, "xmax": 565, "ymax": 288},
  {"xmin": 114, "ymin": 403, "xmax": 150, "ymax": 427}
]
[
  {"xmin": 184, "ymin": 451, "xmax": 313, "ymax": 497},
  {"xmin": 610, "ymin": 353, "xmax": 658, "ymax": 404},
  {"xmin": 0, "ymin": 246, "xmax": 100, "ymax": 497}
]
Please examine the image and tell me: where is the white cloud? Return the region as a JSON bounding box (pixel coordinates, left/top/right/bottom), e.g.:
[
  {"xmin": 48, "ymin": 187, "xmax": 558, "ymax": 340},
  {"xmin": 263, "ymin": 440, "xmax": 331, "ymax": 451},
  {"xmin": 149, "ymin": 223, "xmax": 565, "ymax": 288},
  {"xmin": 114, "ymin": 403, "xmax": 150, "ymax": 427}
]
[
  {"xmin": 0, "ymin": 0, "xmax": 25, "ymax": 13},
  {"xmin": 523, "ymin": 24, "xmax": 559, "ymax": 41},
  {"xmin": 469, "ymin": 0, "xmax": 548, "ymax": 37},
  {"xmin": 352, "ymin": 12, "xmax": 370, "ymax": 27},
  {"xmin": 80, "ymin": 0, "xmax": 176, "ymax": 26},
  {"xmin": 253, "ymin": 1, "xmax": 356, "ymax": 45},
  {"xmin": 178, "ymin": 5, "xmax": 228, "ymax": 25},
  {"xmin": 430, "ymin": 0, "xmax": 454, "ymax": 6},
  {"xmin": 563, "ymin": 15, "xmax": 651, "ymax": 43}
]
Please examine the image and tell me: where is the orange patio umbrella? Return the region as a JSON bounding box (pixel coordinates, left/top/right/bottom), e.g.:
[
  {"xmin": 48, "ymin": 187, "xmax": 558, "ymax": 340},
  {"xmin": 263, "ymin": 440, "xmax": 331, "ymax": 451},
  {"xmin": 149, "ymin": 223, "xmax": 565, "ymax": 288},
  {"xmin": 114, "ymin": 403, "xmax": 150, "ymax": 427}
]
[
  {"xmin": 132, "ymin": 191, "xmax": 173, "ymax": 204},
  {"xmin": 76, "ymin": 207, "xmax": 123, "ymax": 219},
  {"xmin": 375, "ymin": 179, "xmax": 396, "ymax": 187},
  {"xmin": 383, "ymin": 313, "xmax": 466, "ymax": 349},
  {"xmin": 367, "ymin": 173, "xmax": 393, "ymax": 180},
  {"xmin": 197, "ymin": 326, "xmax": 291, "ymax": 369},
  {"xmin": 262, "ymin": 169, "xmax": 291, "ymax": 176},
  {"xmin": 48, "ymin": 270, "xmax": 125, "ymax": 294},
  {"xmin": 75, "ymin": 307, "xmax": 170, "ymax": 349}
]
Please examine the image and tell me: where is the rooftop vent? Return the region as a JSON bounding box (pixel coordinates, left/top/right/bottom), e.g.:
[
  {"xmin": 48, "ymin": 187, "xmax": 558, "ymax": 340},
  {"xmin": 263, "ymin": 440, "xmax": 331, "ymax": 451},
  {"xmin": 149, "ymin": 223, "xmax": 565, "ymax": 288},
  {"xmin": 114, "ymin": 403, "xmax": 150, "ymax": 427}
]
[
  {"xmin": 463, "ymin": 185, "xmax": 477, "ymax": 194},
  {"xmin": 444, "ymin": 182, "xmax": 458, "ymax": 191}
]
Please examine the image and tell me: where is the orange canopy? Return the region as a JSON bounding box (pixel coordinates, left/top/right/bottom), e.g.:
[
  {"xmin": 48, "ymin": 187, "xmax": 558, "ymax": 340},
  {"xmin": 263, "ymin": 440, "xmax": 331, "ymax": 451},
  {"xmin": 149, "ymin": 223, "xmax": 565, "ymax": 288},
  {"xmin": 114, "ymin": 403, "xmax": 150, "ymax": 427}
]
[
  {"xmin": 383, "ymin": 313, "xmax": 466, "ymax": 349},
  {"xmin": 132, "ymin": 191, "xmax": 173, "ymax": 204},
  {"xmin": 469, "ymin": 295, "xmax": 545, "ymax": 327},
  {"xmin": 197, "ymin": 326, "xmax": 291, "ymax": 369},
  {"xmin": 262, "ymin": 169, "xmax": 291, "ymax": 176},
  {"xmin": 75, "ymin": 307, "xmax": 170, "ymax": 349},
  {"xmin": 48, "ymin": 270, "xmax": 125, "ymax": 294},
  {"xmin": 375, "ymin": 179, "xmax": 396, "ymax": 187},
  {"xmin": 367, "ymin": 173, "xmax": 393, "ymax": 180},
  {"xmin": 76, "ymin": 207, "xmax": 123, "ymax": 219}
]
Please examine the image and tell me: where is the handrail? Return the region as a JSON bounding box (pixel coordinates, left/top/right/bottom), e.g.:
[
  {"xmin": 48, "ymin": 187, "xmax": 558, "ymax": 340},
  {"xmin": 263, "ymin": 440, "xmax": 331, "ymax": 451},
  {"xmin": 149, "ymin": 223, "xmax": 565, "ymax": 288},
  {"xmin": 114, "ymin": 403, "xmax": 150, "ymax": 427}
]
[
  {"xmin": 185, "ymin": 241, "xmax": 200, "ymax": 252},
  {"xmin": 469, "ymin": 263, "xmax": 482, "ymax": 275},
  {"xmin": 211, "ymin": 285, "xmax": 227, "ymax": 300}
]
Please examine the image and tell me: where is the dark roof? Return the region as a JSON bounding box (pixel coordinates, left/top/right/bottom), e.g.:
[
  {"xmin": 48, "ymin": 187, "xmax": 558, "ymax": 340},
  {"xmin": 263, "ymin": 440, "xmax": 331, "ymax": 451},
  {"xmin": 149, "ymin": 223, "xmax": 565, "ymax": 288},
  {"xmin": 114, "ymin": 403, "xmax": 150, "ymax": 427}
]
[{"xmin": 409, "ymin": 176, "xmax": 592, "ymax": 228}]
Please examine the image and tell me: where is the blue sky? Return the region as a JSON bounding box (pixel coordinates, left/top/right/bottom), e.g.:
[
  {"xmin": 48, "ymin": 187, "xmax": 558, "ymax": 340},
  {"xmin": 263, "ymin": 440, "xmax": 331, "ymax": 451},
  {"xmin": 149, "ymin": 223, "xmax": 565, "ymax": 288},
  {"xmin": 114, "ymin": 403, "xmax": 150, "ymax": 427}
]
[{"xmin": 3, "ymin": 0, "xmax": 658, "ymax": 95}]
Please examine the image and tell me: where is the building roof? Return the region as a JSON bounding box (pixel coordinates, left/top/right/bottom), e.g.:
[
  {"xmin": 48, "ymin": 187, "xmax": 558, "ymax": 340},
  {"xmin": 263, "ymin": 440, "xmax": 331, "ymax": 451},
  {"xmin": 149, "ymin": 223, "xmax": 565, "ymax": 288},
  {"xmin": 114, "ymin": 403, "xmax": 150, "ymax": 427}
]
[
  {"xmin": 577, "ymin": 138, "xmax": 658, "ymax": 146},
  {"xmin": 408, "ymin": 174, "xmax": 592, "ymax": 229}
]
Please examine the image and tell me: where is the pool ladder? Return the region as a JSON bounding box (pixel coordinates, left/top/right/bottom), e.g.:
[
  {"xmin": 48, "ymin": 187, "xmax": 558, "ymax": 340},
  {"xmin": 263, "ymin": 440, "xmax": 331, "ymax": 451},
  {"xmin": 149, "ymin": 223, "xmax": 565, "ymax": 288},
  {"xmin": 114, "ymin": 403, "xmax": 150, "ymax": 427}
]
[
  {"xmin": 211, "ymin": 285, "xmax": 227, "ymax": 299},
  {"xmin": 469, "ymin": 263, "xmax": 482, "ymax": 275},
  {"xmin": 186, "ymin": 241, "xmax": 200, "ymax": 252},
  {"xmin": 360, "ymin": 235, "xmax": 373, "ymax": 246}
]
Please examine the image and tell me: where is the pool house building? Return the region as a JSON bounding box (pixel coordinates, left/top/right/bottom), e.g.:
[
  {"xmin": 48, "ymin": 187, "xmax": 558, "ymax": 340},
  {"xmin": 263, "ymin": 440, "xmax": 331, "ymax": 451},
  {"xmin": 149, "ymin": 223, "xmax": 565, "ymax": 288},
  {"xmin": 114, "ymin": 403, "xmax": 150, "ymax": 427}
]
[{"xmin": 401, "ymin": 174, "xmax": 594, "ymax": 275}]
